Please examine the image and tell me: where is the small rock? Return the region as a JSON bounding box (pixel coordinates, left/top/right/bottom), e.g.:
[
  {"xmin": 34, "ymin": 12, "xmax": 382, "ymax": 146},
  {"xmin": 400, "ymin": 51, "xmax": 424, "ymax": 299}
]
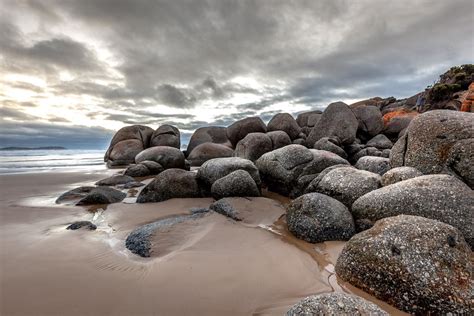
[
  {"xmin": 366, "ymin": 134, "xmax": 393, "ymax": 149},
  {"xmin": 124, "ymin": 164, "xmax": 151, "ymax": 177},
  {"xmin": 355, "ymin": 156, "xmax": 391, "ymax": 175},
  {"xmin": 66, "ymin": 221, "xmax": 97, "ymax": 230}
]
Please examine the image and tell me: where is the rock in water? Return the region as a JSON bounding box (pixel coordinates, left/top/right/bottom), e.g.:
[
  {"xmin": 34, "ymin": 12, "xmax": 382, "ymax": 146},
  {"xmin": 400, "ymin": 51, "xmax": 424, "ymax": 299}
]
[
  {"xmin": 66, "ymin": 221, "xmax": 97, "ymax": 230},
  {"xmin": 227, "ymin": 117, "xmax": 267, "ymax": 146},
  {"xmin": 150, "ymin": 124, "xmax": 180, "ymax": 149},
  {"xmin": 335, "ymin": 215, "xmax": 473, "ymax": 315},
  {"xmin": 136, "ymin": 169, "xmax": 202, "ymax": 203},
  {"xmin": 267, "ymin": 113, "xmax": 301, "ymax": 140},
  {"xmin": 286, "ymin": 193, "xmax": 355, "ymax": 243},
  {"xmin": 234, "ymin": 132, "xmax": 272, "ymax": 162},
  {"xmin": 306, "ymin": 102, "xmax": 359, "ymax": 146},
  {"xmin": 380, "ymin": 166, "xmax": 423, "ymax": 186},
  {"xmin": 104, "ymin": 125, "xmax": 154, "ymax": 166},
  {"xmin": 352, "ymin": 174, "xmax": 474, "ymax": 248},
  {"xmin": 354, "ymin": 156, "xmax": 391, "ymax": 175},
  {"xmin": 287, "ymin": 293, "xmax": 388, "ymax": 316},
  {"xmin": 306, "ymin": 166, "xmax": 381, "ymax": 208},
  {"xmin": 187, "ymin": 143, "xmax": 234, "ymax": 166},
  {"xmin": 135, "ymin": 146, "xmax": 185, "ymax": 169},
  {"xmin": 391, "ymin": 110, "xmax": 474, "ymax": 188},
  {"xmin": 210, "ymin": 170, "xmax": 260, "ymax": 199}
]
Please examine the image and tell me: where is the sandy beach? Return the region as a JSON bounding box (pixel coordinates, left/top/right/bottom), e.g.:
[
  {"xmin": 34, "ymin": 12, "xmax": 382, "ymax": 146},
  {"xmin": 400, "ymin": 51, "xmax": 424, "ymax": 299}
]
[{"xmin": 0, "ymin": 169, "xmax": 406, "ymax": 315}]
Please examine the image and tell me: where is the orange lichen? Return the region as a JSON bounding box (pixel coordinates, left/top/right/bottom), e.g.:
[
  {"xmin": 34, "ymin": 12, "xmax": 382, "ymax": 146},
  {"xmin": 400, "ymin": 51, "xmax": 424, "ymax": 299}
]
[
  {"xmin": 383, "ymin": 109, "xmax": 418, "ymax": 126},
  {"xmin": 460, "ymin": 82, "xmax": 474, "ymax": 112}
]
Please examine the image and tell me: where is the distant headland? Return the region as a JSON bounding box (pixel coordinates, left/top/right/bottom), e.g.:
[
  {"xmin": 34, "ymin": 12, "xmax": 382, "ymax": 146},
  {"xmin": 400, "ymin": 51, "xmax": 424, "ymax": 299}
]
[{"xmin": 0, "ymin": 146, "xmax": 67, "ymax": 151}]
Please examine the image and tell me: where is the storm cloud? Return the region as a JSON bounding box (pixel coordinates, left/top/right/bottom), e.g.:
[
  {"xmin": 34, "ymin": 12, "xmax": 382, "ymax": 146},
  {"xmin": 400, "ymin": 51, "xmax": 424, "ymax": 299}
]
[{"xmin": 0, "ymin": 0, "xmax": 472, "ymax": 148}]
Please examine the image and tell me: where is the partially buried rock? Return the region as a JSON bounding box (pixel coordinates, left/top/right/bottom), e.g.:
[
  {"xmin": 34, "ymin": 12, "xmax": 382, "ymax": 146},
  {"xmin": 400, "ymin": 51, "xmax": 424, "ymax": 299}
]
[
  {"xmin": 139, "ymin": 160, "xmax": 164, "ymax": 175},
  {"xmin": 137, "ymin": 169, "xmax": 202, "ymax": 203},
  {"xmin": 56, "ymin": 186, "xmax": 126, "ymax": 205},
  {"xmin": 135, "ymin": 146, "xmax": 185, "ymax": 169},
  {"xmin": 354, "ymin": 156, "xmax": 391, "ymax": 175},
  {"xmin": 234, "ymin": 132, "xmax": 272, "ymax": 162},
  {"xmin": 335, "ymin": 215, "xmax": 473, "ymax": 315},
  {"xmin": 351, "ymin": 174, "xmax": 474, "ymax": 248},
  {"xmin": 380, "ymin": 166, "xmax": 423, "ymax": 186},
  {"xmin": 305, "ymin": 166, "xmax": 381, "ymax": 208},
  {"xmin": 286, "ymin": 293, "xmax": 388, "ymax": 316},
  {"xmin": 66, "ymin": 221, "xmax": 97, "ymax": 230},
  {"xmin": 210, "ymin": 170, "xmax": 260, "ymax": 199},
  {"xmin": 267, "ymin": 113, "xmax": 301, "ymax": 140},
  {"xmin": 227, "ymin": 117, "xmax": 267, "ymax": 146},
  {"xmin": 96, "ymin": 174, "xmax": 136, "ymax": 186},
  {"xmin": 124, "ymin": 164, "xmax": 151, "ymax": 177},
  {"xmin": 187, "ymin": 143, "xmax": 234, "ymax": 166},
  {"xmin": 286, "ymin": 192, "xmax": 355, "ymax": 243}
]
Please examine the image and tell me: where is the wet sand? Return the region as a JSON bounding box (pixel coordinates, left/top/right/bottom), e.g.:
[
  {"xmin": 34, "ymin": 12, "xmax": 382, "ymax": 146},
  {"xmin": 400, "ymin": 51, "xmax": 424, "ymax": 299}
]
[{"xmin": 0, "ymin": 170, "xmax": 406, "ymax": 315}]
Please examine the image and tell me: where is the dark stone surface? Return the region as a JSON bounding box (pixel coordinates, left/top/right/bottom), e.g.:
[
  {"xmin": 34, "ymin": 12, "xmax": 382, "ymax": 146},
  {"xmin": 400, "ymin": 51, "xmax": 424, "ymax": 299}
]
[
  {"xmin": 227, "ymin": 117, "xmax": 267, "ymax": 146},
  {"xmin": 186, "ymin": 126, "xmax": 231, "ymax": 155},
  {"xmin": 267, "ymin": 113, "xmax": 301, "ymax": 140},
  {"xmin": 104, "ymin": 125, "xmax": 154, "ymax": 166},
  {"xmin": 352, "ymin": 105, "xmax": 384, "ymax": 139},
  {"xmin": 210, "ymin": 170, "xmax": 260, "ymax": 199},
  {"xmin": 135, "ymin": 146, "xmax": 185, "ymax": 169},
  {"xmin": 150, "ymin": 124, "xmax": 180, "ymax": 149},
  {"xmin": 124, "ymin": 164, "xmax": 151, "ymax": 177},
  {"xmin": 66, "ymin": 221, "xmax": 97, "ymax": 230},
  {"xmin": 56, "ymin": 186, "xmax": 126, "ymax": 205},
  {"xmin": 266, "ymin": 131, "xmax": 292, "ymax": 150},
  {"xmin": 354, "ymin": 156, "xmax": 391, "ymax": 175},
  {"xmin": 187, "ymin": 143, "xmax": 234, "ymax": 166},
  {"xmin": 313, "ymin": 137, "xmax": 347, "ymax": 159},
  {"xmin": 366, "ymin": 134, "xmax": 393, "ymax": 149},
  {"xmin": 380, "ymin": 166, "xmax": 423, "ymax": 186},
  {"xmin": 96, "ymin": 175, "xmax": 136, "ymax": 186},
  {"xmin": 234, "ymin": 132, "xmax": 272, "ymax": 162}
]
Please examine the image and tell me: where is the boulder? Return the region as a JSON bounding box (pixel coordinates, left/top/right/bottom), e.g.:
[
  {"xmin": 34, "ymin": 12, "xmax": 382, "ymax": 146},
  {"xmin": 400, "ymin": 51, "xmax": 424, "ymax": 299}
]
[
  {"xmin": 287, "ymin": 193, "xmax": 355, "ymax": 243},
  {"xmin": 227, "ymin": 117, "xmax": 267, "ymax": 146},
  {"xmin": 124, "ymin": 164, "xmax": 151, "ymax": 177},
  {"xmin": 266, "ymin": 131, "xmax": 291, "ymax": 149},
  {"xmin": 354, "ymin": 156, "xmax": 391, "ymax": 175},
  {"xmin": 306, "ymin": 102, "xmax": 359, "ymax": 146},
  {"xmin": 136, "ymin": 169, "xmax": 202, "ymax": 203},
  {"xmin": 104, "ymin": 125, "xmax": 154, "ymax": 166},
  {"xmin": 351, "ymin": 175, "xmax": 474, "ymax": 247},
  {"xmin": 381, "ymin": 149, "xmax": 391, "ymax": 158},
  {"xmin": 267, "ymin": 113, "xmax": 301, "ymax": 140},
  {"xmin": 196, "ymin": 157, "xmax": 261, "ymax": 191},
  {"xmin": 366, "ymin": 134, "xmax": 393, "ymax": 149},
  {"xmin": 210, "ymin": 170, "xmax": 260, "ymax": 199},
  {"xmin": 296, "ymin": 110, "xmax": 322, "ymax": 127},
  {"xmin": 306, "ymin": 166, "xmax": 381, "ymax": 208},
  {"xmin": 383, "ymin": 115, "xmax": 414, "ymax": 139},
  {"xmin": 135, "ymin": 146, "xmax": 185, "ymax": 169},
  {"xmin": 307, "ymin": 113, "xmax": 322, "ymax": 128},
  {"xmin": 139, "ymin": 160, "xmax": 164, "ymax": 175},
  {"xmin": 391, "ymin": 110, "xmax": 474, "ymax": 188},
  {"xmin": 56, "ymin": 186, "xmax": 126, "ymax": 205},
  {"xmin": 150, "ymin": 124, "xmax": 180, "ymax": 149},
  {"xmin": 187, "ymin": 143, "xmax": 234, "ymax": 166},
  {"xmin": 336, "ymin": 215, "xmax": 473, "ymax": 314},
  {"xmin": 381, "ymin": 166, "xmax": 423, "ymax": 186},
  {"xmin": 313, "ymin": 137, "xmax": 347, "ymax": 159},
  {"xmin": 352, "ymin": 105, "xmax": 384, "ymax": 139},
  {"xmin": 292, "ymin": 138, "xmax": 306, "ymax": 145},
  {"xmin": 286, "ymin": 293, "xmax": 388, "ymax": 316},
  {"xmin": 66, "ymin": 221, "xmax": 97, "ymax": 230},
  {"xmin": 186, "ymin": 126, "xmax": 231, "ymax": 155},
  {"xmin": 234, "ymin": 132, "xmax": 272, "ymax": 162},
  {"xmin": 96, "ymin": 174, "xmax": 136, "ymax": 186},
  {"xmin": 351, "ymin": 146, "xmax": 382, "ymax": 163}
]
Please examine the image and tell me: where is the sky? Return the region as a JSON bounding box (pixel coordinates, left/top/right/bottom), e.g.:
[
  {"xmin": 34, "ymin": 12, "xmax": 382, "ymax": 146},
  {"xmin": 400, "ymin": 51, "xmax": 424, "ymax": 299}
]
[{"xmin": 0, "ymin": 0, "xmax": 473, "ymax": 149}]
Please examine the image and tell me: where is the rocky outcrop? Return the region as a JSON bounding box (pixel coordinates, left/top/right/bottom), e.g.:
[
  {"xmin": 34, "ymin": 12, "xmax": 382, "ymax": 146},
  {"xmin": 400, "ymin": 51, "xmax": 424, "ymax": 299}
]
[
  {"xmin": 136, "ymin": 169, "xmax": 202, "ymax": 203},
  {"xmin": 150, "ymin": 124, "xmax": 180, "ymax": 149},
  {"xmin": 210, "ymin": 170, "xmax": 260, "ymax": 199},
  {"xmin": 306, "ymin": 102, "xmax": 359, "ymax": 146},
  {"xmin": 352, "ymin": 174, "xmax": 474, "ymax": 247},
  {"xmin": 305, "ymin": 166, "xmax": 381, "ymax": 208},
  {"xmin": 287, "ymin": 193, "xmax": 355, "ymax": 243},
  {"xmin": 135, "ymin": 146, "xmax": 185, "ymax": 169},
  {"xmin": 104, "ymin": 125, "xmax": 154, "ymax": 166},
  {"xmin": 227, "ymin": 117, "xmax": 267, "ymax": 146},
  {"xmin": 391, "ymin": 110, "xmax": 474, "ymax": 188},
  {"xmin": 187, "ymin": 143, "xmax": 234, "ymax": 166},
  {"xmin": 380, "ymin": 166, "xmax": 423, "ymax": 186},
  {"xmin": 336, "ymin": 215, "xmax": 473, "ymax": 315},
  {"xmin": 56, "ymin": 186, "xmax": 126, "ymax": 205},
  {"xmin": 267, "ymin": 113, "xmax": 301, "ymax": 140},
  {"xmin": 186, "ymin": 126, "xmax": 231, "ymax": 155},
  {"xmin": 354, "ymin": 156, "xmax": 391, "ymax": 175},
  {"xmin": 234, "ymin": 132, "xmax": 272, "ymax": 162},
  {"xmin": 287, "ymin": 293, "xmax": 388, "ymax": 316}
]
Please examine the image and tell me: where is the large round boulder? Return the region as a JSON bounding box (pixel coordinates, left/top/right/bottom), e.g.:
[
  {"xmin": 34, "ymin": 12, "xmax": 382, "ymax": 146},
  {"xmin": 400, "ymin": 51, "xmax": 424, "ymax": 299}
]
[
  {"xmin": 186, "ymin": 126, "xmax": 231, "ymax": 155},
  {"xmin": 287, "ymin": 293, "xmax": 388, "ymax": 316},
  {"xmin": 306, "ymin": 102, "xmax": 359, "ymax": 146},
  {"xmin": 354, "ymin": 156, "xmax": 391, "ymax": 175},
  {"xmin": 391, "ymin": 110, "xmax": 474, "ymax": 188},
  {"xmin": 287, "ymin": 193, "xmax": 355, "ymax": 243},
  {"xmin": 234, "ymin": 132, "xmax": 272, "ymax": 162},
  {"xmin": 352, "ymin": 174, "xmax": 474, "ymax": 248},
  {"xmin": 305, "ymin": 166, "xmax": 381, "ymax": 208},
  {"xmin": 352, "ymin": 105, "xmax": 384, "ymax": 139},
  {"xmin": 104, "ymin": 125, "xmax": 154, "ymax": 166},
  {"xmin": 266, "ymin": 131, "xmax": 291, "ymax": 149},
  {"xmin": 150, "ymin": 124, "xmax": 180, "ymax": 149},
  {"xmin": 296, "ymin": 110, "xmax": 322, "ymax": 128},
  {"xmin": 136, "ymin": 169, "xmax": 202, "ymax": 203},
  {"xmin": 267, "ymin": 113, "xmax": 301, "ymax": 140},
  {"xmin": 135, "ymin": 146, "xmax": 185, "ymax": 169},
  {"xmin": 383, "ymin": 115, "xmax": 414, "ymax": 139},
  {"xmin": 227, "ymin": 117, "xmax": 267, "ymax": 146},
  {"xmin": 196, "ymin": 157, "xmax": 261, "ymax": 191},
  {"xmin": 210, "ymin": 170, "xmax": 260, "ymax": 199},
  {"xmin": 187, "ymin": 143, "xmax": 234, "ymax": 166},
  {"xmin": 336, "ymin": 215, "xmax": 473, "ymax": 314},
  {"xmin": 380, "ymin": 166, "xmax": 423, "ymax": 186}
]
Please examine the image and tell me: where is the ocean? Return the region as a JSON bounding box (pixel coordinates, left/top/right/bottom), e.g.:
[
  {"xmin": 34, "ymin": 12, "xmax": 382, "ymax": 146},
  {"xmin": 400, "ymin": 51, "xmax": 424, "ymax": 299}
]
[{"xmin": 0, "ymin": 149, "xmax": 106, "ymax": 174}]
